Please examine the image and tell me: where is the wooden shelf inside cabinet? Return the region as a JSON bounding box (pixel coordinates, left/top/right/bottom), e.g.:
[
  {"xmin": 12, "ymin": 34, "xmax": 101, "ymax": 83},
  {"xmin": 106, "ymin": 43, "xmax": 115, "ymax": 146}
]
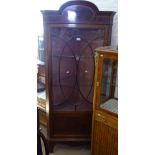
[
  {"xmin": 37, "ymin": 64, "xmax": 45, "ymax": 77},
  {"xmin": 91, "ymin": 46, "xmax": 118, "ymax": 155},
  {"xmin": 52, "ymin": 55, "xmax": 95, "ymax": 58},
  {"xmin": 37, "ymin": 62, "xmax": 45, "ymax": 92},
  {"xmin": 37, "ymin": 61, "xmax": 47, "ymax": 126},
  {"xmin": 37, "ymin": 90, "xmax": 47, "ymax": 126}
]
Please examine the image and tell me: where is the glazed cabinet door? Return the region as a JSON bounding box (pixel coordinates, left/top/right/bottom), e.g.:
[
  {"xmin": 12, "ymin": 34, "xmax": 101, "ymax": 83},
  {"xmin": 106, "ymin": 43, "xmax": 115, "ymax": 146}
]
[
  {"xmin": 48, "ymin": 26, "xmax": 106, "ymax": 138},
  {"xmin": 49, "ymin": 27, "xmax": 106, "ymax": 112}
]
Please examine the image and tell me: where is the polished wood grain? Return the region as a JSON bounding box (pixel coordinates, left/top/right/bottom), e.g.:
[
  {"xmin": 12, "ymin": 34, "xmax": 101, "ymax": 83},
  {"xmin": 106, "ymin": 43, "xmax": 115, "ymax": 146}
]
[
  {"xmin": 42, "ymin": 1, "xmax": 115, "ymax": 152},
  {"xmin": 92, "ymin": 120, "xmax": 117, "ymax": 155},
  {"xmin": 39, "ymin": 110, "xmax": 47, "ymax": 126},
  {"xmin": 37, "ymin": 65, "xmax": 47, "ymax": 126},
  {"xmin": 91, "ymin": 46, "xmax": 118, "ymax": 155},
  {"xmin": 37, "ymin": 65, "xmax": 45, "ymax": 77}
]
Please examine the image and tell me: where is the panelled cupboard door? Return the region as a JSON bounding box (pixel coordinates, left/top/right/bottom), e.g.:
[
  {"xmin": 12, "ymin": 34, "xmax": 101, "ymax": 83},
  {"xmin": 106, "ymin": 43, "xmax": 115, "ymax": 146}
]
[
  {"xmin": 91, "ymin": 46, "xmax": 118, "ymax": 155},
  {"xmin": 92, "ymin": 110, "xmax": 118, "ymax": 155},
  {"xmin": 42, "ymin": 1, "xmax": 115, "ymax": 152}
]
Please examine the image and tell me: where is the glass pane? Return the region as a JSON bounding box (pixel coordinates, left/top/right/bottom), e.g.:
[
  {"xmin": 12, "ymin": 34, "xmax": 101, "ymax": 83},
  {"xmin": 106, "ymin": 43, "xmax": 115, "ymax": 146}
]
[
  {"xmin": 114, "ymin": 65, "xmax": 118, "ymax": 98},
  {"xmin": 50, "ymin": 27, "xmax": 105, "ymax": 112},
  {"xmin": 101, "ymin": 59, "xmax": 112, "ymax": 99},
  {"xmin": 100, "ymin": 58, "xmax": 118, "ymax": 113}
]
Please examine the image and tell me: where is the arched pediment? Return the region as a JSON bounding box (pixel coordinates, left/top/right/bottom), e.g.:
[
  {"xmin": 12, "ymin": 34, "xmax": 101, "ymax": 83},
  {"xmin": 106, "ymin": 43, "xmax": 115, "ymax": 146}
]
[{"xmin": 42, "ymin": 1, "xmax": 115, "ymax": 24}]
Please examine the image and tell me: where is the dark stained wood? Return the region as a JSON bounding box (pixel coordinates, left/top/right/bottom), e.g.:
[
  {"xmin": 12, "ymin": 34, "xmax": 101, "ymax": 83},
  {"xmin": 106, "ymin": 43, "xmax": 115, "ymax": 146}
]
[
  {"xmin": 42, "ymin": 1, "xmax": 115, "ymax": 152},
  {"xmin": 41, "ymin": 1, "xmax": 115, "ymax": 25},
  {"xmin": 50, "ymin": 112, "xmax": 92, "ymax": 136}
]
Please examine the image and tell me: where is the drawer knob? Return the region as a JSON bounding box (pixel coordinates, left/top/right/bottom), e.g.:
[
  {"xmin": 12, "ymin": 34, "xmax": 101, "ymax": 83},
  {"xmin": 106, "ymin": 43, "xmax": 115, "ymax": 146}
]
[
  {"xmin": 97, "ymin": 113, "xmax": 101, "ymax": 116},
  {"xmin": 97, "ymin": 113, "xmax": 106, "ymax": 121}
]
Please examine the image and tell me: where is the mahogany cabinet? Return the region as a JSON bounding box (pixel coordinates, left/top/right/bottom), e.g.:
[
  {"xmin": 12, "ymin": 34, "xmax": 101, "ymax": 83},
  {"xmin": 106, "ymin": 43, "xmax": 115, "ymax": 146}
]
[
  {"xmin": 91, "ymin": 46, "xmax": 118, "ymax": 155},
  {"xmin": 41, "ymin": 1, "xmax": 115, "ymax": 152}
]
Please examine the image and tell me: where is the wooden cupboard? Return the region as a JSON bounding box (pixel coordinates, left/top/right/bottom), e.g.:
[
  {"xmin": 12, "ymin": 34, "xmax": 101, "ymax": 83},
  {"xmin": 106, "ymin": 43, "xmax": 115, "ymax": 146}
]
[
  {"xmin": 41, "ymin": 1, "xmax": 115, "ymax": 152},
  {"xmin": 91, "ymin": 46, "xmax": 118, "ymax": 155}
]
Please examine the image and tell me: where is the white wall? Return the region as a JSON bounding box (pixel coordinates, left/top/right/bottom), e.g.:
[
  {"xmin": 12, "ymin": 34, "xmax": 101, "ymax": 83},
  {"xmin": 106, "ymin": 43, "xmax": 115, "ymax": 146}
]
[
  {"xmin": 89, "ymin": 0, "xmax": 118, "ymax": 46},
  {"xmin": 37, "ymin": 0, "xmax": 118, "ymax": 46}
]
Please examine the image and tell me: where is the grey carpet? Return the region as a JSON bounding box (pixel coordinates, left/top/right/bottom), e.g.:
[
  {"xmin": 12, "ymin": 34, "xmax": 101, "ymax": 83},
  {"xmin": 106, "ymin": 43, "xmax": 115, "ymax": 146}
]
[
  {"xmin": 40, "ymin": 125, "xmax": 91, "ymax": 155},
  {"xmin": 50, "ymin": 144, "xmax": 91, "ymax": 155}
]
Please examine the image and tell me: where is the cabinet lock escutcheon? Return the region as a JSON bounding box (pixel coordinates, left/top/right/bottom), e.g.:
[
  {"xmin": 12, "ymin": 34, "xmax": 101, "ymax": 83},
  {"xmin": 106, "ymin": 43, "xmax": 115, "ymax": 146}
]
[{"xmin": 96, "ymin": 81, "xmax": 99, "ymax": 87}]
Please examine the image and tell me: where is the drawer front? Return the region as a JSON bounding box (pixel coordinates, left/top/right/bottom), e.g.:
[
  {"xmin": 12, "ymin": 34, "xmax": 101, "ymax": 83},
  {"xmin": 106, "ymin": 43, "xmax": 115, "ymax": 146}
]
[{"xmin": 95, "ymin": 110, "xmax": 118, "ymax": 129}]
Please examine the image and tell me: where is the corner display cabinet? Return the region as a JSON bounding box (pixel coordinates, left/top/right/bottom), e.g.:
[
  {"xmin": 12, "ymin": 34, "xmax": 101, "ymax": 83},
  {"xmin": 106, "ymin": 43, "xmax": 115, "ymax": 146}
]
[
  {"xmin": 41, "ymin": 0, "xmax": 115, "ymax": 151},
  {"xmin": 91, "ymin": 46, "xmax": 118, "ymax": 155}
]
